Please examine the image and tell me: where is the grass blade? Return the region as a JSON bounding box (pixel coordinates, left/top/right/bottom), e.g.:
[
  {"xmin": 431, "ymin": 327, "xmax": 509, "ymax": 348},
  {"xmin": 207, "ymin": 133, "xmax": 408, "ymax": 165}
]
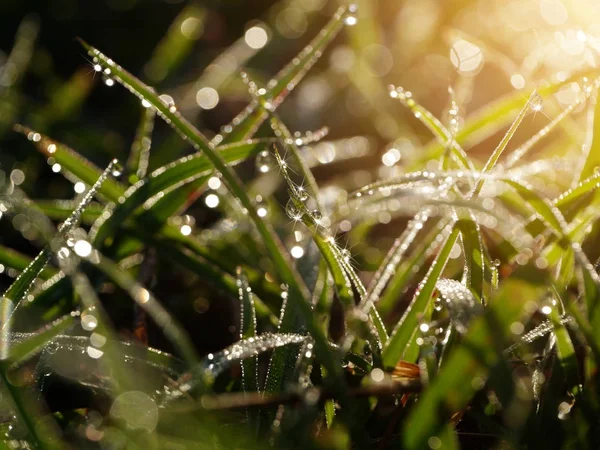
[
  {"xmin": 402, "ymin": 267, "xmax": 549, "ymax": 448},
  {"xmin": 79, "ymin": 40, "xmax": 345, "ymax": 394},
  {"xmin": 14, "ymin": 125, "xmax": 126, "ymax": 201},
  {"xmin": 126, "ymin": 106, "xmax": 155, "ymax": 183},
  {"xmin": 413, "ymin": 70, "xmax": 599, "ymax": 167},
  {"xmin": 2, "ymin": 160, "xmax": 118, "ymax": 319},
  {"xmin": 237, "ymin": 267, "xmax": 260, "ymax": 433},
  {"xmin": 456, "ymin": 216, "xmax": 484, "ymax": 302},
  {"xmin": 382, "ymin": 225, "xmax": 460, "ymax": 368},
  {"xmin": 213, "ymin": 6, "xmax": 349, "ymax": 146},
  {"xmin": 8, "ymin": 315, "xmax": 75, "ymax": 365},
  {"xmin": 470, "ymin": 90, "xmax": 538, "ymax": 198}
]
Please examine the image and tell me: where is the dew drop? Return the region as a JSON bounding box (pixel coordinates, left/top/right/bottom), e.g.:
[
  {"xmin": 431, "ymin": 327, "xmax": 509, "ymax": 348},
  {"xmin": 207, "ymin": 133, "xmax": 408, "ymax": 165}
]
[
  {"xmin": 103, "ymin": 75, "xmax": 115, "ymax": 87},
  {"xmin": 344, "ymin": 14, "xmax": 357, "ymax": 26},
  {"xmin": 344, "ymin": 4, "xmax": 358, "ymax": 26},
  {"xmin": 296, "ymin": 186, "xmax": 309, "ymax": 201},
  {"xmin": 530, "ymin": 93, "xmax": 543, "ymax": 112},
  {"xmin": 205, "ymin": 193, "xmax": 220, "ymax": 208},
  {"xmin": 256, "ymin": 150, "xmax": 275, "ymax": 173},
  {"xmin": 291, "ymin": 245, "xmax": 304, "ymax": 259},
  {"xmin": 74, "ymin": 240, "xmax": 92, "ymax": 258},
  {"xmin": 285, "ymin": 200, "xmax": 303, "ymax": 221},
  {"xmin": 111, "ymin": 161, "xmax": 124, "ymax": 177}
]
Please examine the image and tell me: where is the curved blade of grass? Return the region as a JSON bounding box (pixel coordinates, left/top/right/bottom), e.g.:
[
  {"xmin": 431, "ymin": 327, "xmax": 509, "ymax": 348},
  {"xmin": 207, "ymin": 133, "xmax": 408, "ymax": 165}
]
[
  {"xmin": 272, "ymin": 147, "xmax": 386, "ymax": 347},
  {"xmin": 80, "ymin": 42, "xmax": 351, "ymax": 396},
  {"xmin": 83, "ymin": 41, "xmax": 304, "ymax": 286},
  {"xmin": 554, "ymin": 172, "xmax": 600, "ymax": 210},
  {"xmin": 269, "ymin": 115, "xmax": 375, "ymax": 317},
  {"xmin": 389, "ymin": 85, "xmax": 475, "ymax": 174},
  {"xmin": 33, "ymin": 199, "xmax": 102, "ymax": 224},
  {"xmin": 91, "ymin": 139, "xmax": 270, "ymax": 245},
  {"xmin": 14, "ymin": 124, "xmax": 125, "ymax": 201}
]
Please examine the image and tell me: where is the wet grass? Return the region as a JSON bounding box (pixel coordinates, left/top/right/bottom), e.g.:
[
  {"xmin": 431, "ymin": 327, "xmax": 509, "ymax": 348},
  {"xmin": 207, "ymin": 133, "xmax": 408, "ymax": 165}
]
[{"xmin": 1, "ymin": 2, "xmax": 600, "ymax": 449}]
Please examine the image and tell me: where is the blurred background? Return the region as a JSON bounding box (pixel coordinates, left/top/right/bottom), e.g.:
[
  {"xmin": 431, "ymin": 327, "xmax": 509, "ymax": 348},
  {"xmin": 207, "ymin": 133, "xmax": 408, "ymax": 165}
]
[{"xmin": 1, "ymin": 0, "xmax": 599, "ymax": 354}]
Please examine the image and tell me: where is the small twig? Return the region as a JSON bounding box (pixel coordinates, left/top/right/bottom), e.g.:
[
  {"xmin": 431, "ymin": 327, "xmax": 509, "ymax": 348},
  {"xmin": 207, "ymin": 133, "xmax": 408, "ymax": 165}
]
[{"xmin": 194, "ymin": 379, "xmax": 422, "ymax": 412}]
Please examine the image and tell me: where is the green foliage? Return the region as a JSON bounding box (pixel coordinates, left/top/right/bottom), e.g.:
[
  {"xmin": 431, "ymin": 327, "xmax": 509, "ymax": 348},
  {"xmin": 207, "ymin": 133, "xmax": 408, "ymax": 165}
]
[{"xmin": 2, "ymin": 2, "xmax": 600, "ymax": 449}]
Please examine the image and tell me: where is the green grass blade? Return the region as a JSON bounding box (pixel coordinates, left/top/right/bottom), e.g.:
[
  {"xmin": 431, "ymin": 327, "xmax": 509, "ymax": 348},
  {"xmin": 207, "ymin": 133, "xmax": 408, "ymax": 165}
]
[
  {"xmin": 33, "ymin": 68, "xmax": 94, "ymax": 130},
  {"xmin": 90, "ymin": 139, "xmax": 270, "ymax": 245},
  {"xmin": 143, "ymin": 4, "xmax": 206, "ymax": 83},
  {"xmin": 578, "ymin": 82, "xmax": 600, "ymax": 181},
  {"xmin": 80, "ymin": 42, "xmax": 348, "ymax": 395},
  {"xmin": 550, "ymin": 306, "xmax": 581, "ymax": 396},
  {"xmin": 456, "ymin": 215, "xmax": 484, "ymax": 302},
  {"xmin": 414, "ymin": 71, "xmax": 598, "ymax": 166},
  {"xmin": 212, "ymin": 6, "xmax": 349, "ymax": 146},
  {"xmin": 237, "ymin": 267, "xmax": 260, "ymax": 434},
  {"xmin": 470, "ymin": 90, "xmax": 538, "ymax": 198},
  {"xmin": 389, "ymin": 85, "xmax": 475, "ymax": 173},
  {"xmin": 504, "ymin": 79, "xmax": 599, "ymax": 170},
  {"xmin": 0, "ymin": 244, "xmax": 56, "ymax": 281},
  {"xmin": 382, "ymin": 225, "xmax": 460, "ymax": 368},
  {"xmin": 2, "ymin": 160, "xmax": 118, "ymax": 316},
  {"xmin": 34, "ymin": 199, "xmax": 102, "ymax": 224},
  {"xmin": 126, "ymin": 107, "xmax": 155, "ymax": 183},
  {"xmin": 402, "ymin": 266, "xmax": 549, "ymax": 448},
  {"xmin": 554, "ymin": 172, "xmax": 600, "ymax": 210},
  {"xmin": 8, "ymin": 314, "xmax": 75, "ymax": 365},
  {"xmin": 14, "ymin": 125, "xmax": 126, "ymax": 202}
]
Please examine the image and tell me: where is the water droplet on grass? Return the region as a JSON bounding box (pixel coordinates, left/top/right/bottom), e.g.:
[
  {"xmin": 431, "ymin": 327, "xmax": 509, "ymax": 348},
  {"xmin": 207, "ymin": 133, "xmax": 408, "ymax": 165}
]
[
  {"xmin": 530, "ymin": 93, "xmax": 543, "ymax": 112},
  {"xmin": 297, "ymin": 186, "xmax": 309, "ymax": 201},
  {"xmin": 286, "ymin": 200, "xmax": 303, "ymax": 221},
  {"xmin": 111, "ymin": 160, "xmax": 123, "ymax": 177},
  {"xmin": 256, "ymin": 150, "xmax": 274, "ymax": 173}
]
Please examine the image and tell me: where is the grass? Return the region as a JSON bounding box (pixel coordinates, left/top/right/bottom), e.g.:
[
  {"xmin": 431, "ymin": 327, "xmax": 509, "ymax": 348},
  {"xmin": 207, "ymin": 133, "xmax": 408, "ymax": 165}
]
[{"xmin": 2, "ymin": 1, "xmax": 600, "ymax": 449}]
